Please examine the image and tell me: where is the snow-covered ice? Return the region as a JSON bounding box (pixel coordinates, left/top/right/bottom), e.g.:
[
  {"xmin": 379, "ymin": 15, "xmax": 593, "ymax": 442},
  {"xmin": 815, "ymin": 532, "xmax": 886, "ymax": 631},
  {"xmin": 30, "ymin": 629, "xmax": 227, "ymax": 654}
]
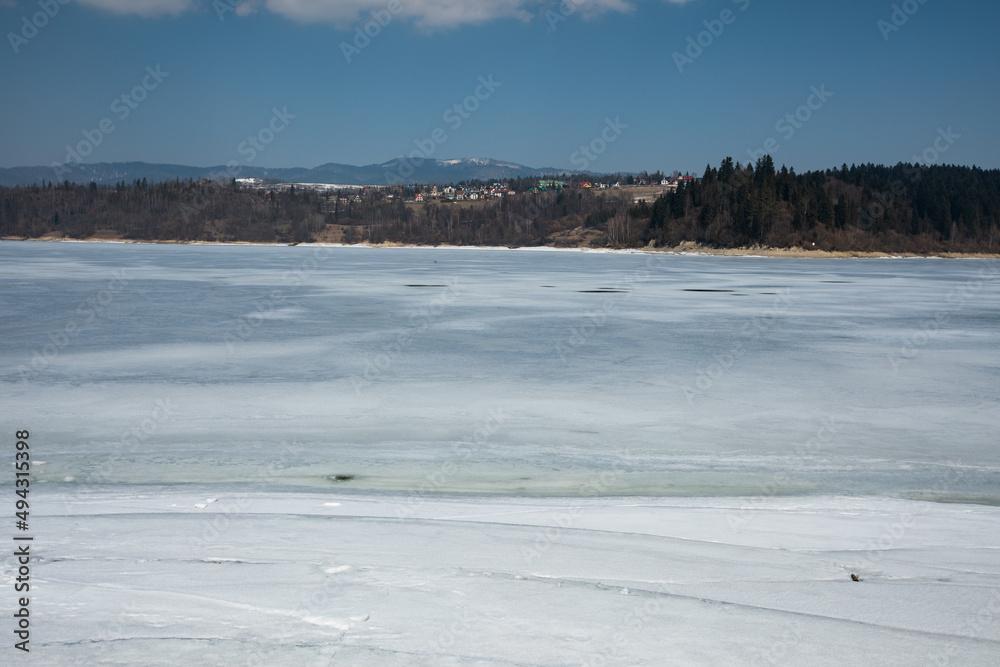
[
  {"xmin": 21, "ymin": 490, "xmax": 1000, "ymax": 665},
  {"xmin": 1, "ymin": 242, "xmax": 998, "ymax": 664}
]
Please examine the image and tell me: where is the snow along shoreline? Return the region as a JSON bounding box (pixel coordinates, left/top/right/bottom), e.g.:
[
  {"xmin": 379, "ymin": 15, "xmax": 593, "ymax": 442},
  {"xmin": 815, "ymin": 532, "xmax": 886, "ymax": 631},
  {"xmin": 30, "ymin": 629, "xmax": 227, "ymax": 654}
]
[{"xmin": 20, "ymin": 488, "xmax": 1000, "ymax": 665}]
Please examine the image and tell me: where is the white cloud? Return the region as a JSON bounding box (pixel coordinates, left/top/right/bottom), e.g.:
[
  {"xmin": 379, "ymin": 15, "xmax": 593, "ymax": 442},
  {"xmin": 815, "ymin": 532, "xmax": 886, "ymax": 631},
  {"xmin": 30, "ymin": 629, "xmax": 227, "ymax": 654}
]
[
  {"xmin": 264, "ymin": 0, "xmax": 531, "ymax": 29},
  {"xmin": 266, "ymin": 0, "xmax": 698, "ymax": 29},
  {"xmin": 74, "ymin": 0, "xmax": 195, "ymax": 18},
  {"xmin": 68, "ymin": 0, "xmax": 697, "ymax": 28}
]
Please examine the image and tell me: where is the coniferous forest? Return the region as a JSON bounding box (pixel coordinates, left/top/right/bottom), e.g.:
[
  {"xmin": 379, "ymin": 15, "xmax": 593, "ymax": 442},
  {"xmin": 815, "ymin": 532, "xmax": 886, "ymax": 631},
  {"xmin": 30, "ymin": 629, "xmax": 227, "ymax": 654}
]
[{"xmin": 2, "ymin": 157, "xmax": 998, "ymax": 253}]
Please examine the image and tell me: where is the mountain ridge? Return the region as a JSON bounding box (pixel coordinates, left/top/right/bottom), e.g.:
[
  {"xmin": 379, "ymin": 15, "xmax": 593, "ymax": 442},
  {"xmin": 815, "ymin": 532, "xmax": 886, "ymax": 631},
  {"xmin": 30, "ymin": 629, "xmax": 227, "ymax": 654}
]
[{"xmin": 0, "ymin": 158, "xmax": 577, "ymax": 187}]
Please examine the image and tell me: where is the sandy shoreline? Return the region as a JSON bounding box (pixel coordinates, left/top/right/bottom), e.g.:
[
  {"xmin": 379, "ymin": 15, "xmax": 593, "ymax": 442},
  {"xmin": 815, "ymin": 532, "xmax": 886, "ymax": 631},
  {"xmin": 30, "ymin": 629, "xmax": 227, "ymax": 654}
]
[{"xmin": 4, "ymin": 235, "xmax": 999, "ymax": 259}]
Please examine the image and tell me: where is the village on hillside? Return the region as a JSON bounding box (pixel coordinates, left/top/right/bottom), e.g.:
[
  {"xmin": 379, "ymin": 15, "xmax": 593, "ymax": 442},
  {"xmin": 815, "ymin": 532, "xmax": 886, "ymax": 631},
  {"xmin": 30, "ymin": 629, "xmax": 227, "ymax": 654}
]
[{"xmin": 233, "ymin": 172, "xmax": 700, "ymax": 207}]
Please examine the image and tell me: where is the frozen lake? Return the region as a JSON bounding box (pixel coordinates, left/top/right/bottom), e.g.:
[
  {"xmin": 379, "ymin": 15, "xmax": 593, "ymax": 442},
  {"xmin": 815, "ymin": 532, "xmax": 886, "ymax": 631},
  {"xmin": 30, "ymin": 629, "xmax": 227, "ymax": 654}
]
[
  {"xmin": 1, "ymin": 242, "xmax": 999, "ymax": 665},
  {"xmin": 2, "ymin": 243, "xmax": 998, "ymax": 501}
]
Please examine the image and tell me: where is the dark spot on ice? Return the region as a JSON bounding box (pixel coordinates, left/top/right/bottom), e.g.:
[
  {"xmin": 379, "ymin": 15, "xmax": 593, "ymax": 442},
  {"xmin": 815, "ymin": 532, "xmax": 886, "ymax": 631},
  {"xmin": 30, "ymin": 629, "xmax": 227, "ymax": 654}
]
[
  {"xmin": 405, "ymin": 284, "xmax": 448, "ymax": 288},
  {"xmin": 684, "ymin": 289, "xmax": 734, "ymax": 293},
  {"xmin": 578, "ymin": 289, "xmax": 627, "ymax": 293},
  {"xmin": 821, "ymin": 281, "xmax": 853, "ymax": 284},
  {"xmin": 330, "ymin": 475, "xmax": 356, "ymax": 482}
]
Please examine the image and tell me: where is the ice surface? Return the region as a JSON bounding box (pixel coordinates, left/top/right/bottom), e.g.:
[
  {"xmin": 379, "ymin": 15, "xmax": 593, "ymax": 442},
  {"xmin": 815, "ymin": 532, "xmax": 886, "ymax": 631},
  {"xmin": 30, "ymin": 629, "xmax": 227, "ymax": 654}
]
[
  {"xmin": 16, "ymin": 490, "xmax": 1000, "ymax": 665},
  {"xmin": 2, "ymin": 243, "xmax": 998, "ymax": 500},
  {"xmin": 1, "ymin": 242, "xmax": 998, "ymax": 664}
]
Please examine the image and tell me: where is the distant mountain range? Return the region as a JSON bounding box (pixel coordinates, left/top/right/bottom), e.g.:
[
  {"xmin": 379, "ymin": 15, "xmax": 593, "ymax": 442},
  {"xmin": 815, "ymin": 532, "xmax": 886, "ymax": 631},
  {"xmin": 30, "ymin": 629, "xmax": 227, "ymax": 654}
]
[{"xmin": 0, "ymin": 158, "xmax": 576, "ymax": 187}]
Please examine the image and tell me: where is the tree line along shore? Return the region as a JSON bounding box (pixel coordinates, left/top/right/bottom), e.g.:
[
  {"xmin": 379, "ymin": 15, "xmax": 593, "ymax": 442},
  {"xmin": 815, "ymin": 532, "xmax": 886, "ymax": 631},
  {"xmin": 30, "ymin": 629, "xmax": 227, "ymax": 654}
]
[{"xmin": 2, "ymin": 158, "xmax": 998, "ymax": 255}]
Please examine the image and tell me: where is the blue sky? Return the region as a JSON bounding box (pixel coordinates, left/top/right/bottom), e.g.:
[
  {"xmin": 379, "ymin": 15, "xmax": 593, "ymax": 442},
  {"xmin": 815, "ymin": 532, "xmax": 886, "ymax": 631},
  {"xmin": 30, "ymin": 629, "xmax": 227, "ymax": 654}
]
[{"xmin": 2, "ymin": 0, "xmax": 998, "ymax": 174}]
